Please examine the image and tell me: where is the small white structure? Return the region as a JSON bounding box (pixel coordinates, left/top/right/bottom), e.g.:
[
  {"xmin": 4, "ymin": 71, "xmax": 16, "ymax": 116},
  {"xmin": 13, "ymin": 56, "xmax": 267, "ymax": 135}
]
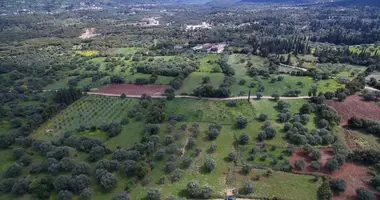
[
  {"xmin": 192, "ymin": 43, "xmax": 227, "ymax": 54},
  {"xmin": 79, "ymin": 28, "xmax": 100, "ymax": 39},
  {"xmin": 186, "ymin": 22, "xmax": 212, "ymax": 31}
]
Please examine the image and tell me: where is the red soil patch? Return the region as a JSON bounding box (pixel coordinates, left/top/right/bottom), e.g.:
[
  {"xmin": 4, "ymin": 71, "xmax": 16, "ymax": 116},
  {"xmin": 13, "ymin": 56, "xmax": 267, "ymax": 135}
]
[
  {"xmin": 290, "ymin": 148, "xmax": 379, "ymax": 200},
  {"xmin": 94, "ymin": 84, "xmax": 168, "ymax": 96},
  {"xmin": 326, "ymin": 95, "xmax": 380, "ymax": 125},
  {"xmin": 290, "ymin": 148, "xmax": 334, "ymax": 174}
]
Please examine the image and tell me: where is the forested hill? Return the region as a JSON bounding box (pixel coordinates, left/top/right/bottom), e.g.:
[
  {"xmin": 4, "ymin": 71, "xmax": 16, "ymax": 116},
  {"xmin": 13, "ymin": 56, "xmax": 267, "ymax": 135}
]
[
  {"xmin": 328, "ymin": 0, "xmax": 380, "ymax": 6},
  {"xmin": 240, "ymin": 0, "xmax": 334, "ymax": 3}
]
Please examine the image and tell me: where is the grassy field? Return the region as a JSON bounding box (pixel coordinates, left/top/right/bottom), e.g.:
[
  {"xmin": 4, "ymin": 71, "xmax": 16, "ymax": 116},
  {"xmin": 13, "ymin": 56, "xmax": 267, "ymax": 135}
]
[
  {"xmin": 125, "ymin": 73, "xmax": 174, "ymax": 85},
  {"xmin": 235, "ymin": 169, "xmax": 321, "ymax": 200},
  {"xmin": 250, "ymin": 55, "xmax": 268, "ymax": 68},
  {"xmin": 114, "ymin": 47, "xmax": 146, "ymax": 55},
  {"xmin": 198, "ymin": 54, "xmax": 221, "ymax": 72},
  {"xmin": 43, "ymin": 77, "xmax": 72, "ymax": 90},
  {"xmin": 231, "ymin": 75, "xmax": 315, "ymax": 97},
  {"xmin": 176, "ymin": 72, "xmax": 225, "ymax": 95},
  {"xmin": 317, "ymin": 79, "xmax": 344, "ymax": 93},
  {"xmin": 164, "ymin": 98, "xmax": 255, "ymax": 125},
  {"xmin": 251, "ymin": 99, "xmax": 307, "ymax": 120}
]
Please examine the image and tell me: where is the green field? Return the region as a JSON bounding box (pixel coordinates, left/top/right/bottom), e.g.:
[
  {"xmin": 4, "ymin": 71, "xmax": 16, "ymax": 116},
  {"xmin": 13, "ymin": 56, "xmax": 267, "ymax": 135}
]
[
  {"xmin": 114, "ymin": 47, "xmax": 146, "ymax": 55},
  {"xmin": 231, "ymin": 75, "xmax": 315, "ymax": 97},
  {"xmin": 164, "ymin": 98, "xmax": 255, "ymax": 125},
  {"xmin": 43, "ymin": 77, "xmax": 72, "ymax": 90},
  {"xmin": 317, "ymin": 79, "xmax": 344, "ymax": 93},
  {"xmin": 235, "ymin": 169, "xmax": 321, "ymax": 200},
  {"xmin": 251, "ymin": 99, "xmax": 307, "ymax": 120},
  {"xmin": 198, "ymin": 54, "xmax": 221, "ymax": 72},
  {"xmin": 177, "ymin": 72, "xmax": 225, "ymax": 95},
  {"xmin": 125, "ymin": 73, "xmax": 174, "ymax": 85}
]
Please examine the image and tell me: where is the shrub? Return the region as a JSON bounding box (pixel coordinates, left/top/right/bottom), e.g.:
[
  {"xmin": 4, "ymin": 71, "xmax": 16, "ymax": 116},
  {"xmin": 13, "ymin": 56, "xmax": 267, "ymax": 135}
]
[
  {"xmin": 317, "ymin": 180, "xmax": 332, "ymax": 200},
  {"xmin": 325, "ymin": 158, "xmax": 340, "ymax": 171},
  {"xmin": 147, "ymin": 188, "xmax": 161, "ymax": 200},
  {"xmin": 329, "ymin": 178, "xmax": 346, "ymax": 193},
  {"xmin": 242, "ymin": 180, "xmax": 254, "ymax": 194},
  {"xmin": 356, "ymin": 188, "xmax": 375, "ymax": 200},
  {"xmin": 228, "ymin": 152, "xmax": 237, "ymax": 162},
  {"xmin": 187, "ymin": 180, "xmax": 201, "ymax": 197},
  {"xmin": 236, "ymin": 116, "xmax": 248, "ymax": 129},
  {"xmin": 259, "ymin": 114, "xmax": 268, "ymax": 121},
  {"xmin": 201, "ymin": 184, "xmax": 213, "ymax": 198},
  {"xmin": 238, "ymin": 133, "xmax": 249, "ymax": 145},
  {"xmin": 310, "ymin": 161, "xmax": 321, "ymax": 171},
  {"xmin": 294, "ymin": 159, "xmax": 306, "ymax": 170},
  {"xmin": 57, "ymin": 190, "xmax": 72, "ymax": 200}
]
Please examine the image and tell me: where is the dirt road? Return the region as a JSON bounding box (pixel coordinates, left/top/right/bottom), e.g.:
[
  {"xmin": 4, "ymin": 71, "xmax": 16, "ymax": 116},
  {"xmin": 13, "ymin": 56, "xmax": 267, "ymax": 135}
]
[{"xmin": 86, "ymin": 92, "xmax": 310, "ymax": 100}]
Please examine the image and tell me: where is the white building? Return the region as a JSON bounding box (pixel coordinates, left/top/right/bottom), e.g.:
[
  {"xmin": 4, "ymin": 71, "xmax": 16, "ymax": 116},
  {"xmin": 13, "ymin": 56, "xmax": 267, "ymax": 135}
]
[{"xmin": 186, "ymin": 22, "xmax": 212, "ymax": 31}]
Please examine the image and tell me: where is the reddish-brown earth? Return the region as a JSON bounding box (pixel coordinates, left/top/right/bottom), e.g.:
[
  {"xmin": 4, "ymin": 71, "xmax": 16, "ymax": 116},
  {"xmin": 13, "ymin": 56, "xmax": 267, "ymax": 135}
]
[
  {"xmin": 326, "ymin": 95, "xmax": 380, "ymax": 125},
  {"xmin": 93, "ymin": 84, "xmax": 169, "ymax": 96},
  {"xmin": 290, "ymin": 148, "xmax": 379, "ymax": 200}
]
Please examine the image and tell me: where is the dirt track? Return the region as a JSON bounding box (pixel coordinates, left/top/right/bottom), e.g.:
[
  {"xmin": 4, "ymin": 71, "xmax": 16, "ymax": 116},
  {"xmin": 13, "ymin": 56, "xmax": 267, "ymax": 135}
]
[{"xmin": 87, "ymin": 92, "xmax": 310, "ymax": 101}]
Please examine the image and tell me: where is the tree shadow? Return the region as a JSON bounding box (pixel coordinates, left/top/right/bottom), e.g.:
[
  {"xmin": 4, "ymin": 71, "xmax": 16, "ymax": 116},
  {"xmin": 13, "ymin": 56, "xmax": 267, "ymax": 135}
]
[
  {"xmin": 177, "ymin": 189, "xmax": 189, "ymax": 198},
  {"xmin": 198, "ymin": 165, "xmax": 211, "ymax": 175}
]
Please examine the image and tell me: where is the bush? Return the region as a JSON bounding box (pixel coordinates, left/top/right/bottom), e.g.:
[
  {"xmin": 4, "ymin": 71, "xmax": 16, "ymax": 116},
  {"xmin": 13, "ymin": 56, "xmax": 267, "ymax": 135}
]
[
  {"xmin": 181, "ymin": 157, "xmax": 192, "ymax": 169},
  {"xmin": 242, "ymin": 180, "xmax": 254, "ymax": 194},
  {"xmin": 57, "ymin": 190, "xmax": 72, "ymax": 200},
  {"xmin": 236, "ymin": 116, "xmax": 248, "ymax": 129},
  {"xmin": 310, "ymin": 161, "xmax": 321, "ymax": 171},
  {"xmin": 311, "ymin": 149, "xmax": 322, "ymax": 161},
  {"xmin": 208, "ymin": 144, "xmax": 217, "ymax": 153},
  {"xmin": 204, "ymin": 158, "xmax": 215, "ymax": 172},
  {"xmin": 337, "ymin": 93, "xmax": 347, "ymax": 101},
  {"xmin": 238, "ymin": 133, "xmax": 249, "ymax": 145},
  {"xmin": 294, "ymin": 159, "xmax": 306, "ymax": 170},
  {"xmin": 317, "ymin": 180, "xmax": 332, "ymax": 200},
  {"xmin": 207, "ymin": 129, "xmax": 220, "ymax": 140},
  {"xmin": 329, "ymin": 178, "xmax": 346, "ymax": 193},
  {"xmin": 228, "ymin": 152, "xmax": 237, "ymax": 162},
  {"xmin": 227, "ymin": 100, "xmax": 237, "ymax": 107},
  {"xmin": 356, "ymin": 188, "xmax": 375, "ymax": 200},
  {"xmin": 201, "ymin": 184, "xmax": 213, "ymax": 198},
  {"xmin": 0, "ymin": 178, "xmax": 16, "ymax": 193},
  {"xmin": 147, "ymin": 188, "xmax": 161, "ymax": 200},
  {"xmin": 12, "ymin": 148, "xmax": 25, "ymax": 160},
  {"xmin": 259, "ymin": 114, "xmax": 268, "ymax": 122},
  {"xmin": 187, "ymin": 180, "xmax": 201, "ymax": 197},
  {"xmin": 3, "ymin": 163, "xmax": 22, "ymax": 178},
  {"xmin": 325, "ymin": 158, "xmax": 340, "ymax": 171},
  {"xmin": 80, "ymin": 188, "xmax": 92, "ymax": 200},
  {"xmin": 370, "ymin": 176, "xmax": 380, "ymax": 188},
  {"xmin": 112, "ymin": 193, "xmax": 129, "ymax": 200},
  {"xmin": 242, "ymin": 164, "xmax": 252, "ymax": 175}
]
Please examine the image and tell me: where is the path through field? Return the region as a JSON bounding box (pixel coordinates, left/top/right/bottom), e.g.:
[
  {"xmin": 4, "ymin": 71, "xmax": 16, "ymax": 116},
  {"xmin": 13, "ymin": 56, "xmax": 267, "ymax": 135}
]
[{"xmin": 87, "ymin": 92, "xmax": 310, "ymax": 101}]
